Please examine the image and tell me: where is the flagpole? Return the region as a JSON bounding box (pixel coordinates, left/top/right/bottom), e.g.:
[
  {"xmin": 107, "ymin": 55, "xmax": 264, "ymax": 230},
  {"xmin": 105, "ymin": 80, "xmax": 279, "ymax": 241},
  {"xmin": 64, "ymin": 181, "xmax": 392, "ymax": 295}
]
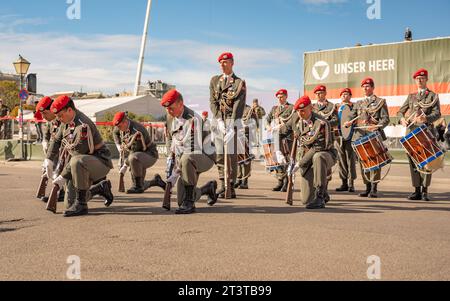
[{"xmin": 134, "ymin": 0, "xmax": 152, "ymax": 96}]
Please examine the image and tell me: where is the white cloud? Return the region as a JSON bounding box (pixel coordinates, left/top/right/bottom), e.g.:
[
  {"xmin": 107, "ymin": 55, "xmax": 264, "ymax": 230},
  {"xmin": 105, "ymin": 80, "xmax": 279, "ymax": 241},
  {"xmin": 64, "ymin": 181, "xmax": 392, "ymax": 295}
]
[
  {"xmin": 302, "ymin": 0, "xmax": 348, "ymax": 4},
  {"xmin": 0, "ymin": 30, "xmax": 299, "ymax": 113}
]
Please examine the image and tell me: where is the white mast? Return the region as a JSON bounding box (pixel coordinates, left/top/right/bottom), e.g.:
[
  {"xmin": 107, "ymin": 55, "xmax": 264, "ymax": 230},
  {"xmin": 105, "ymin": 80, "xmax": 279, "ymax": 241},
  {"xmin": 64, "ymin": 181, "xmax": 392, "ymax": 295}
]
[{"xmin": 134, "ymin": 0, "xmax": 153, "ymax": 96}]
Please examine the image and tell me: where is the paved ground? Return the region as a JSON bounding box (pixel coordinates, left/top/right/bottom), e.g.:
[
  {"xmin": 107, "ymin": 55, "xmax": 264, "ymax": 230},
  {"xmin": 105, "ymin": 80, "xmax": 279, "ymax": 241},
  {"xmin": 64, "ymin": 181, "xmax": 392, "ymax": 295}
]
[{"xmin": 0, "ymin": 159, "xmax": 449, "ymax": 281}]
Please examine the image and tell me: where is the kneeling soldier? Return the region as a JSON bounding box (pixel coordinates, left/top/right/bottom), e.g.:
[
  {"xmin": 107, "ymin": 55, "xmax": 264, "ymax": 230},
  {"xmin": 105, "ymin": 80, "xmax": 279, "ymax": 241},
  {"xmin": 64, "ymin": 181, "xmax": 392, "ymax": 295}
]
[
  {"xmin": 113, "ymin": 112, "xmax": 166, "ymax": 194},
  {"xmin": 293, "ymin": 96, "xmax": 336, "ymax": 209},
  {"xmin": 162, "ymin": 90, "xmax": 217, "ymax": 214},
  {"xmin": 46, "ymin": 96, "xmax": 114, "ymax": 217}
]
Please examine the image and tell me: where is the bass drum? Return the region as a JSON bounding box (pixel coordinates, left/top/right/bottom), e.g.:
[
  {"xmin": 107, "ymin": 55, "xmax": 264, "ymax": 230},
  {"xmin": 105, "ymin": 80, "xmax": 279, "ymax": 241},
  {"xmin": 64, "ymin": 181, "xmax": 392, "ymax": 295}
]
[{"xmin": 338, "ymin": 103, "xmax": 355, "ymax": 141}]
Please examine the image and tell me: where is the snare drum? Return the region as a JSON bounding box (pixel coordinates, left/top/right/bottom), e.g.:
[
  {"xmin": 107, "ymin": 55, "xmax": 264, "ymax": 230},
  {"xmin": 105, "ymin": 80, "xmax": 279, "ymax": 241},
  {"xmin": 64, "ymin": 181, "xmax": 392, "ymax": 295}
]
[
  {"xmin": 262, "ymin": 139, "xmax": 285, "ymax": 172},
  {"xmin": 352, "ymin": 132, "xmax": 392, "ymax": 173},
  {"xmin": 400, "ymin": 124, "xmax": 445, "ymax": 171}
]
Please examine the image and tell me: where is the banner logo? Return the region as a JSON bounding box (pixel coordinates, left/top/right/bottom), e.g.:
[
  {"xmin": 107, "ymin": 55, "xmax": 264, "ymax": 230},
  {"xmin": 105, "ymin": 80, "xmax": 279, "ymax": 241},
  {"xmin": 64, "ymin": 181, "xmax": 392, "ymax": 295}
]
[{"xmin": 312, "ymin": 61, "xmax": 330, "ymax": 81}]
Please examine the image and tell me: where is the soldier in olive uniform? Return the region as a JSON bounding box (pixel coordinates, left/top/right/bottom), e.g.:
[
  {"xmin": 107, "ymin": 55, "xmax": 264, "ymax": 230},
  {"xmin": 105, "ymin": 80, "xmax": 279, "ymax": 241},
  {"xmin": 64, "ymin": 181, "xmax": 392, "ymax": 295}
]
[
  {"xmin": 266, "ymin": 89, "xmax": 295, "ymax": 192},
  {"xmin": 113, "ymin": 112, "xmax": 166, "ymax": 194},
  {"xmin": 45, "ymin": 96, "xmax": 114, "ymax": 217},
  {"xmin": 250, "ymin": 98, "xmax": 266, "ymax": 146},
  {"xmin": 346, "ymin": 78, "xmax": 390, "ymax": 198},
  {"xmin": 162, "ymin": 90, "xmax": 217, "ymax": 214},
  {"xmin": 235, "ymin": 104, "xmax": 255, "ymax": 189},
  {"xmin": 209, "ymin": 52, "xmax": 246, "ymax": 199},
  {"xmin": 312, "ymin": 85, "xmax": 339, "ymax": 130},
  {"xmin": 335, "ymin": 88, "xmax": 357, "ymax": 193},
  {"xmin": 398, "ymin": 69, "xmax": 441, "ymax": 202},
  {"xmin": 291, "ymin": 96, "xmax": 336, "ymax": 209},
  {"xmin": 0, "ymin": 98, "xmax": 10, "ymax": 140}
]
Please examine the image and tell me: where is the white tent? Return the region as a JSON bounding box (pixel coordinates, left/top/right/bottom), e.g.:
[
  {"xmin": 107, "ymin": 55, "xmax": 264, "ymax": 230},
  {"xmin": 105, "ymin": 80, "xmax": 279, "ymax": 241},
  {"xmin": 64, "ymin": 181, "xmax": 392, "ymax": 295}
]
[{"xmin": 73, "ymin": 95, "xmax": 165, "ymax": 122}]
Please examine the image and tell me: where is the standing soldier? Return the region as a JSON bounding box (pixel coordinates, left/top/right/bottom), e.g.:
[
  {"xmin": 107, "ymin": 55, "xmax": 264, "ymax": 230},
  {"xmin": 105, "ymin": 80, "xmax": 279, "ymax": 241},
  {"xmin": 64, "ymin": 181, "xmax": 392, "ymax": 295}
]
[
  {"xmin": 0, "ymin": 98, "xmax": 10, "ymax": 140},
  {"xmin": 45, "ymin": 96, "xmax": 114, "ymax": 217},
  {"xmin": 346, "ymin": 78, "xmax": 390, "ymax": 198},
  {"xmin": 113, "ymin": 112, "xmax": 166, "ymax": 194},
  {"xmin": 335, "ymin": 88, "xmax": 357, "ymax": 193},
  {"xmin": 292, "ymin": 96, "xmax": 336, "ymax": 209},
  {"xmin": 266, "ymin": 89, "xmax": 295, "ymax": 192},
  {"xmin": 313, "ymin": 85, "xmax": 339, "ymax": 130},
  {"xmin": 235, "ymin": 104, "xmax": 254, "ymax": 189},
  {"xmin": 398, "ymin": 69, "xmax": 441, "ymax": 201},
  {"xmin": 162, "ymin": 90, "xmax": 217, "ymax": 214},
  {"xmin": 210, "ymin": 52, "xmax": 246, "ymax": 199},
  {"xmin": 250, "ymin": 98, "xmax": 266, "ymax": 146}
]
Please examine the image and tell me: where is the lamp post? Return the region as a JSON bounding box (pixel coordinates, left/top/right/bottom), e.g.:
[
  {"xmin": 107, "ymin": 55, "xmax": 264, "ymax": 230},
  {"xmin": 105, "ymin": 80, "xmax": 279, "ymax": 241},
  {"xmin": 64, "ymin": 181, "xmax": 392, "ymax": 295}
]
[{"xmin": 13, "ymin": 55, "xmax": 31, "ymax": 160}]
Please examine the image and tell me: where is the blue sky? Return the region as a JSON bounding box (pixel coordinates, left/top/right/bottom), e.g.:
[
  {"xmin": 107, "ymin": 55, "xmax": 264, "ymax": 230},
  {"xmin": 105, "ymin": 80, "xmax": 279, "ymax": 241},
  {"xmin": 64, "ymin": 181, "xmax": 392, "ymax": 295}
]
[{"xmin": 1, "ymin": 0, "xmax": 449, "ymax": 112}]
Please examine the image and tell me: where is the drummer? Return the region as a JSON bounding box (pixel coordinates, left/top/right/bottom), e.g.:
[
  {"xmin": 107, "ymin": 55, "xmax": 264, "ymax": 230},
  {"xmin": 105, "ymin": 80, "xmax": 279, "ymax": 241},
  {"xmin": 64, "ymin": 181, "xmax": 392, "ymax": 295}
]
[
  {"xmin": 345, "ymin": 78, "xmax": 390, "ymax": 198},
  {"xmin": 398, "ymin": 69, "xmax": 441, "ymax": 202},
  {"xmin": 335, "ymin": 88, "xmax": 357, "ymax": 193},
  {"xmin": 266, "ymin": 89, "xmax": 295, "ymax": 192}
]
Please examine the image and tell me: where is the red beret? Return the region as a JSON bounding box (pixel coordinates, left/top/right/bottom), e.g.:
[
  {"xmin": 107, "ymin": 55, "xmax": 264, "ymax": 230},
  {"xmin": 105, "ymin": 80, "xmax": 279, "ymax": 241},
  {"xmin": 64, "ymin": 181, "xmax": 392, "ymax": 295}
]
[
  {"xmin": 35, "ymin": 96, "xmax": 53, "ymax": 113},
  {"xmin": 313, "ymin": 85, "xmax": 327, "ymax": 94},
  {"xmin": 361, "ymin": 77, "xmax": 375, "ymax": 87},
  {"xmin": 413, "ymin": 68, "xmax": 428, "ymax": 79},
  {"xmin": 294, "ymin": 96, "xmax": 312, "ymax": 111},
  {"xmin": 113, "ymin": 112, "xmax": 126, "ymax": 126},
  {"xmin": 50, "ymin": 95, "xmax": 71, "ymax": 114},
  {"xmin": 275, "ymin": 89, "xmax": 288, "ymax": 97},
  {"xmin": 340, "ymin": 88, "xmax": 352, "ymax": 96},
  {"xmin": 202, "ymin": 111, "xmax": 208, "ymax": 117},
  {"xmin": 161, "ymin": 89, "xmax": 181, "ymax": 107},
  {"xmin": 218, "ymin": 52, "xmax": 233, "ymax": 62}
]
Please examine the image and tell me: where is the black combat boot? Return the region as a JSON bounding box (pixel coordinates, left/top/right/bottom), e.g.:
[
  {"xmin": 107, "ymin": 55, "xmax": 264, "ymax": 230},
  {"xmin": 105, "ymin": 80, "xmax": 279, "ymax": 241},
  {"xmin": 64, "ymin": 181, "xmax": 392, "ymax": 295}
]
[
  {"xmin": 324, "ymin": 191, "xmax": 331, "ymax": 204},
  {"xmin": 369, "ymin": 183, "xmax": 378, "ymax": 198},
  {"xmin": 57, "ymin": 188, "xmax": 65, "ymax": 202},
  {"xmin": 234, "ymin": 179, "xmax": 242, "ymax": 189},
  {"xmin": 359, "ymin": 183, "xmax": 372, "ymax": 197},
  {"xmin": 89, "ymin": 179, "xmax": 114, "ymax": 207},
  {"xmin": 64, "ymin": 190, "xmax": 88, "ymax": 217},
  {"xmin": 306, "ymin": 187, "xmax": 326, "ymax": 209},
  {"xmin": 144, "ymin": 174, "xmax": 166, "ymax": 191},
  {"xmin": 422, "ymin": 186, "xmax": 430, "ymax": 202},
  {"xmin": 127, "ymin": 176, "xmax": 144, "ymax": 194},
  {"xmin": 240, "ymin": 178, "xmax": 249, "ymax": 190},
  {"xmin": 348, "ymin": 180, "xmax": 355, "ymax": 193},
  {"xmin": 217, "ymin": 179, "xmax": 226, "ymax": 199},
  {"xmin": 408, "ymin": 187, "xmax": 422, "ymax": 200},
  {"xmin": 336, "ymin": 180, "xmax": 349, "ymax": 192},
  {"xmin": 41, "ymin": 196, "xmax": 49, "ymax": 203},
  {"xmin": 281, "ymin": 177, "xmax": 288, "ymax": 192},
  {"xmin": 230, "ymin": 181, "xmax": 237, "ymax": 199},
  {"xmin": 272, "ymin": 178, "xmax": 284, "ymax": 192},
  {"xmin": 201, "ymin": 181, "xmax": 218, "ymax": 206},
  {"xmin": 176, "ymin": 185, "xmax": 196, "ymax": 214}
]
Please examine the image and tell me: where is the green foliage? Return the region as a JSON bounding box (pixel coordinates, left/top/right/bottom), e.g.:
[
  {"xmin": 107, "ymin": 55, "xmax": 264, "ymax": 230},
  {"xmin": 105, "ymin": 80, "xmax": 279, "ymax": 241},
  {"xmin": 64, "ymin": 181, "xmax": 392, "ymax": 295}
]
[{"xmin": 0, "ymin": 81, "xmax": 19, "ymax": 112}]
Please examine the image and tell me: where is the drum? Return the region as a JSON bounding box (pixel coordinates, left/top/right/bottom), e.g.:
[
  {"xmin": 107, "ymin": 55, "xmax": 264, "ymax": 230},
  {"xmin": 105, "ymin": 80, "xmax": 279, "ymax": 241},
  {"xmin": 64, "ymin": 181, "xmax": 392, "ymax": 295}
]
[
  {"xmin": 262, "ymin": 139, "xmax": 285, "ymax": 172},
  {"xmin": 338, "ymin": 103, "xmax": 355, "ymax": 141},
  {"xmin": 400, "ymin": 124, "xmax": 445, "ymax": 171},
  {"xmin": 352, "ymin": 132, "xmax": 392, "ymax": 173}
]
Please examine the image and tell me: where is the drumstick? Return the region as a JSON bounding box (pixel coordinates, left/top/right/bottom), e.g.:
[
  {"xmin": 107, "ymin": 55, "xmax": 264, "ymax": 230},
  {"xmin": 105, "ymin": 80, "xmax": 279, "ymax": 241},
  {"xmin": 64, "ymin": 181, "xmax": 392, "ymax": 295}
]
[
  {"xmin": 353, "ymin": 124, "xmax": 383, "ymax": 130},
  {"xmin": 407, "ymin": 112, "xmax": 425, "ymax": 129},
  {"xmin": 345, "ymin": 116, "xmax": 360, "ymax": 128}
]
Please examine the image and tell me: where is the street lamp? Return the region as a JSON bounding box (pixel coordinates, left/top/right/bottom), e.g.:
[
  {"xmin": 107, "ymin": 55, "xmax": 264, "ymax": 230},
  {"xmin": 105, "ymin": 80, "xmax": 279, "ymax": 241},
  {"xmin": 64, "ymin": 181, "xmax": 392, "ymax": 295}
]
[{"xmin": 13, "ymin": 55, "xmax": 31, "ymax": 160}]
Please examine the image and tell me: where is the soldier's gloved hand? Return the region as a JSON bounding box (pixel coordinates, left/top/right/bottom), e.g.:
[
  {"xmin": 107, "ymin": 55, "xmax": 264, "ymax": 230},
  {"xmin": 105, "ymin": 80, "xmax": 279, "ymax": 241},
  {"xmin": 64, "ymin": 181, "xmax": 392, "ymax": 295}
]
[
  {"xmin": 218, "ymin": 120, "xmax": 226, "ymax": 134},
  {"xmin": 119, "ymin": 164, "xmax": 128, "ymax": 175},
  {"xmin": 275, "ymin": 151, "xmax": 286, "ymax": 165},
  {"xmin": 52, "ymin": 175, "xmax": 67, "ymax": 189},
  {"xmin": 43, "ymin": 159, "xmax": 54, "ymax": 179},
  {"xmin": 167, "ymin": 169, "xmax": 180, "ymax": 185},
  {"xmin": 42, "ymin": 140, "xmax": 48, "ymax": 152}
]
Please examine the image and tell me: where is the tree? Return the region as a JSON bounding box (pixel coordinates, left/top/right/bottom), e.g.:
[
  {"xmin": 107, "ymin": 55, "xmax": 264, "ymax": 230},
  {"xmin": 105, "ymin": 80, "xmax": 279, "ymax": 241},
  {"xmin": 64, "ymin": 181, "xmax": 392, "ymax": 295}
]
[{"xmin": 0, "ymin": 81, "xmax": 19, "ymax": 112}]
